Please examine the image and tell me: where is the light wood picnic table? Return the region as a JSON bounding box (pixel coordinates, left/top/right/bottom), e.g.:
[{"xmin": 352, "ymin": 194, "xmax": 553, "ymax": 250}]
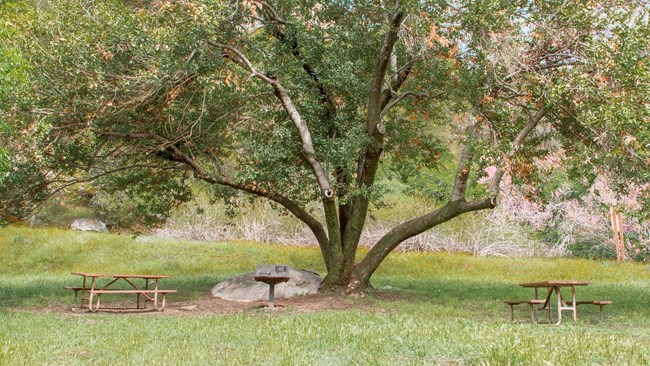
[
  {"xmin": 66, "ymin": 272, "xmax": 176, "ymax": 312},
  {"xmin": 519, "ymin": 280, "xmax": 590, "ymax": 324}
]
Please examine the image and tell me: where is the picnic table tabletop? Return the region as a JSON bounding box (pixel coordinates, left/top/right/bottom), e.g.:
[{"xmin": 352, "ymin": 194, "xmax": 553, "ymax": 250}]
[
  {"xmin": 71, "ymin": 272, "xmax": 170, "ymax": 279},
  {"xmin": 519, "ymin": 280, "xmax": 591, "ymax": 287}
]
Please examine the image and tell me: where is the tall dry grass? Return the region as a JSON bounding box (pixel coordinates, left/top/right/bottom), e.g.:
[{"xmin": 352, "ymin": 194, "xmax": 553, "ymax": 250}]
[{"xmin": 156, "ymin": 193, "xmax": 548, "ymax": 257}]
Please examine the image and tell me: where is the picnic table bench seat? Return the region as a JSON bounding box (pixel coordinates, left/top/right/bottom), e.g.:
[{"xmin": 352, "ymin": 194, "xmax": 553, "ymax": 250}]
[
  {"xmin": 575, "ymin": 300, "xmax": 612, "ymax": 305},
  {"xmin": 63, "ymin": 286, "xmax": 85, "ymax": 292},
  {"xmin": 504, "ymin": 299, "xmax": 549, "ymax": 322},
  {"xmin": 575, "ymin": 300, "xmax": 613, "ymax": 321},
  {"xmin": 87, "ymin": 289, "xmax": 177, "ymax": 312},
  {"xmin": 88, "ymin": 289, "xmax": 177, "ymax": 294},
  {"xmin": 63, "ymin": 286, "xmax": 86, "ymax": 300}
]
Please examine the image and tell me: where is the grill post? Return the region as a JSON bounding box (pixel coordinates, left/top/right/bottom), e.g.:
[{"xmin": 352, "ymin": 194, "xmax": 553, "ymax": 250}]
[
  {"xmin": 254, "ymin": 264, "xmax": 291, "ymax": 308},
  {"xmin": 268, "ymin": 282, "xmax": 276, "ymax": 308}
]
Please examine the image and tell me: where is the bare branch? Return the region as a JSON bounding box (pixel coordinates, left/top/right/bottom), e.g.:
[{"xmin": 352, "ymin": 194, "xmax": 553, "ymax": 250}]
[
  {"xmin": 252, "ymin": 1, "xmax": 287, "ymax": 25},
  {"xmin": 207, "ymin": 41, "xmax": 275, "ymax": 84},
  {"xmin": 488, "ymin": 106, "xmax": 550, "ymax": 195},
  {"xmin": 244, "ymin": 1, "xmax": 336, "ymax": 127},
  {"xmin": 380, "ymin": 91, "xmax": 443, "ymax": 117}
]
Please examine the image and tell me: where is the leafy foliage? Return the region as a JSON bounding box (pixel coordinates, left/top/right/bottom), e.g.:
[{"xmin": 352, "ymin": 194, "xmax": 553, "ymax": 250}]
[{"xmin": 1, "ymin": 0, "xmax": 647, "ymax": 287}]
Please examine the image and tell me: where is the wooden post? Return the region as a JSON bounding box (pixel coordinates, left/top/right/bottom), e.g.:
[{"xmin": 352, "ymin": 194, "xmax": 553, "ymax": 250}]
[
  {"xmin": 610, "ymin": 207, "xmax": 625, "ymax": 264},
  {"xmin": 616, "ymin": 211, "xmax": 625, "ymax": 262},
  {"xmin": 610, "ymin": 207, "xmax": 617, "ymax": 263}
]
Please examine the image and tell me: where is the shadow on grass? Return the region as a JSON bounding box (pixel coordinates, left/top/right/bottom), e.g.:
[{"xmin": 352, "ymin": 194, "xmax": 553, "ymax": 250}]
[
  {"xmin": 0, "ymin": 274, "xmax": 230, "ymax": 309},
  {"xmin": 375, "ymin": 277, "xmax": 650, "ymax": 319},
  {"xmin": 3, "ymin": 274, "xmax": 650, "ymax": 324}
]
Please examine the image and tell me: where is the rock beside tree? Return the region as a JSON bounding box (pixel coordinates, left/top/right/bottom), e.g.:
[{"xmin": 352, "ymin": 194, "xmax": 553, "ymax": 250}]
[{"xmin": 211, "ymin": 268, "xmax": 322, "ymax": 302}]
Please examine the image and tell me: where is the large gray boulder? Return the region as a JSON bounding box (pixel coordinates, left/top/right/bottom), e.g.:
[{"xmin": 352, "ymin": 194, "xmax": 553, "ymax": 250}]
[
  {"xmin": 211, "ymin": 268, "xmax": 322, "ymax": 301},
  {"xmin": 70, "ymin": 218, "xmax": 108, "ymax": 233}
]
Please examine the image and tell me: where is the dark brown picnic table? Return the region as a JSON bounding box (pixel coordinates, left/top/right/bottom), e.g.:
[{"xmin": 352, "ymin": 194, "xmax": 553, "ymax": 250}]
[{"xmin": 66, "ymin": 272, "xmax": 176, "ymax": 312}]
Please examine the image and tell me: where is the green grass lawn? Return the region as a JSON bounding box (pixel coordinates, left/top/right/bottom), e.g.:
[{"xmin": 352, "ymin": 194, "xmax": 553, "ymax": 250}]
[{"xmin": 1, "ymin": 226, "xmax": 650, "ymax": 365}]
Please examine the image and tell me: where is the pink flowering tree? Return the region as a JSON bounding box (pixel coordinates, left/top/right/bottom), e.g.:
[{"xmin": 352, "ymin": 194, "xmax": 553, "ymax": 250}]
[{"xmin": 482, "ymin": 155, "xmax": 650, "ymax": 260}]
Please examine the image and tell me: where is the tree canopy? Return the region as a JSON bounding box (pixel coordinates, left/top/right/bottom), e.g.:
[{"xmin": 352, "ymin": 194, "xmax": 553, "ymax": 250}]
[{"xmin": 1, "ymin": 0, "xmax": 648, "ymax": 290}]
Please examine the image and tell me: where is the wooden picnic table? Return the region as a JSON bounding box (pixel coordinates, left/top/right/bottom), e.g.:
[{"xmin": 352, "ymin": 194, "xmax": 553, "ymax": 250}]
[
  {"xmin": 66, "ymin": 272, "xmax": 176, "ymax": 312},
  {"xmin": 519, "ymin": 280, "xmax": 590, "ymax": 324}
]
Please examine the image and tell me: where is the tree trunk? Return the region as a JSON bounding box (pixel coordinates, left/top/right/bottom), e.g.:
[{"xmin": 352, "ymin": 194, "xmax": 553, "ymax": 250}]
[{"xmin": 320, "ymin": 198, "xmax": 496, "ymax": 293}]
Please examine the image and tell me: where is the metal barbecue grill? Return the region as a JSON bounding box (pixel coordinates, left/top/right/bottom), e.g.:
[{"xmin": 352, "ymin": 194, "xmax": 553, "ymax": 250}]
[{"xmin": 254, "ymin": 264, "xmax": 290, "ymax": 308}]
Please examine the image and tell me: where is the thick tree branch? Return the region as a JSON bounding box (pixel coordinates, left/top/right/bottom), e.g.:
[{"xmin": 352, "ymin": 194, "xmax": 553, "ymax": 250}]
[
  {"xmin": 175, "ymin": 147, "xmax": 333, "ymax": 264},
  {"xmin": 341, "ymin": 9, "xmax": 404, "ymax": 263},
  {"xmin": 208, "ymin": 41, "xmax": 335, "ymax": 199},
  {"xmin": 209, "ymin": 40, "xmax": 342, "ymax": 273},
  {"xmin": 356, "ymin": 10, "xmax": 405, "ymax": 186},
  {"xmin": 254, "ymin": 3, "xmax": 336, "ymax": 118},
  {"xmin": 357, "ymin": 198, "xmax": 496, "ymax": 282},
  {"xmin": 367, "ymin": 10, "xmax": 405, "ymax": 137},
  {"xmin": 213, "ymin": 174, "xmax": 332, "ymax": 267},
  {"xmin": 450, "ymin": 111, "xmax": 478, "ymax": 202},
  {"xmin": 94, "ymin": 127, "xmax": 332, "ymax": 266},
  {"xmin": 380, "ymin": 91, "xmax": 443, "ymax": 118},
  {"xmin": 371, "ymin": 104, "xmax": 550, "ymax": 273},
  {"xmin": 488, "ymin": 106, "xmax": 550, "ymax": 196},
  {"xmin": 184, "ymin": 148, "xmax": 333, "ymax": 270}
]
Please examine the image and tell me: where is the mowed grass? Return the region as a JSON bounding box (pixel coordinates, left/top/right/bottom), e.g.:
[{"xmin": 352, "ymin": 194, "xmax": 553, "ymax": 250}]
[{"xmin": 1, "ymin": 226, "xmax": 650, "ymax": 365}]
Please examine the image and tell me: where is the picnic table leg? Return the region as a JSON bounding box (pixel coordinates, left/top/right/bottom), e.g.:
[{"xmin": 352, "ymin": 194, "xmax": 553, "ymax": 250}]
[
  {"xmin": 571, "ymin": 286, "xmax": 577, "ymax": 321},
  {"xmin": 88, "ymin": 291, "xmax": 94, "ymax": 312},
  {"xmin": 71, "ymin": 288, "xmax": 79, "ymax": 306},
  {"xmin": 599, "ymin": 304, "xmax": 605, "ymax": 321},
  {"xmin": 93, "ymin": 294, "xmax": 101, "ymax": 312},
  {"xmin": 535, "ymin": 287, "xmax": 553, "ymax": 323},
  {"xmin": 158, "ymin": 293, "xmax": 167, "ymax": 312},
  {"xmin": 529, "ymin": 303, "xmax": 538, "ymax": 323},
  {"xmin": 81, "ymin": 276, "xmax": 87, "ymax": 308},
  {"xmin": 138, "ymin": 279, "xmax": 149, "ymax": 310},
  {"xmin": 88, "ymin": 292, "xmax": 101, "ymax": 312},
  {"xmin": 153, "ymin": 279, "xmax": 159, "ymax": 310},
  {"xmin": 555, "ymin": 286, "xmax": 562, "ymax": 325},
  {"xmin": 532, "ymin": 288, "xmax": 538, "ymax": 321},
  {"xmin": 80, "ymin": 276, "xmax": 95, "ymax": 308},
  {"xmin": 88, "ymin": 277, "xmax": 97, "ymax": 309}
]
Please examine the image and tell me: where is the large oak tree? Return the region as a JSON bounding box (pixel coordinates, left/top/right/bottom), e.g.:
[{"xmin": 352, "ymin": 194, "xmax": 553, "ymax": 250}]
[{"xmin": 1, "ymin": 0, "xmax": 647, "ymax": 291}]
